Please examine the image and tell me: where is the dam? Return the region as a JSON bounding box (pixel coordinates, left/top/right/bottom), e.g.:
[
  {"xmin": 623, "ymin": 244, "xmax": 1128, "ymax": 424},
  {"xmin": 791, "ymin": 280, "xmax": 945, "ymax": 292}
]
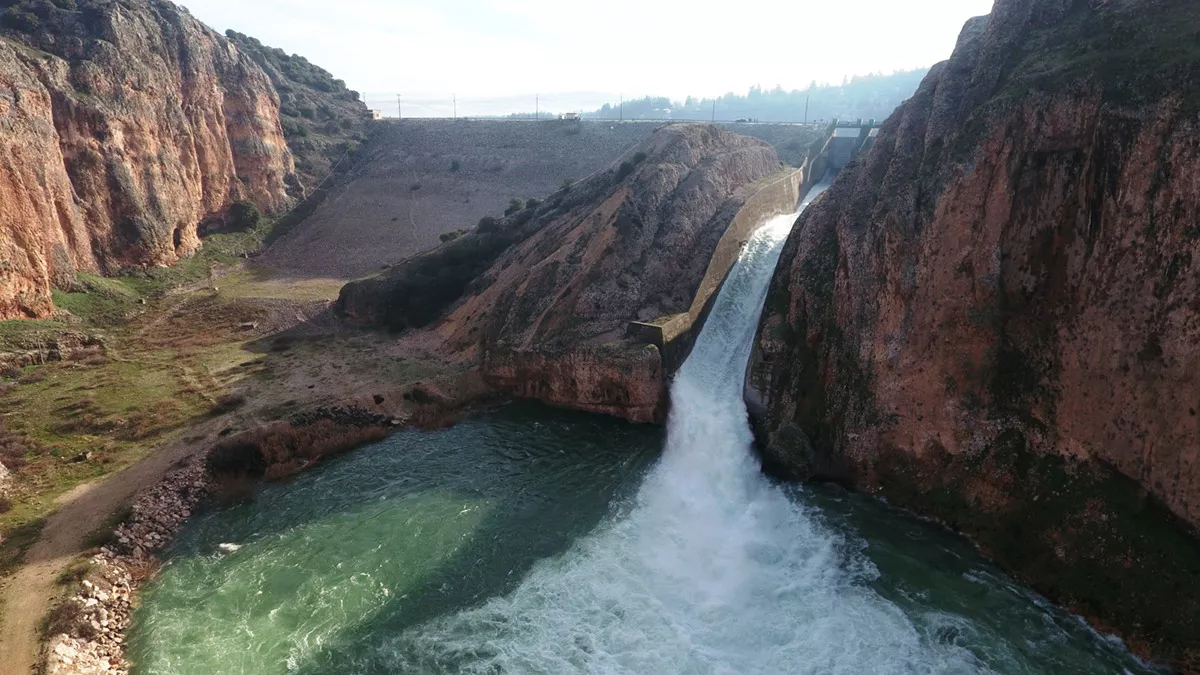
[{"xmin": 127, "ymin": 190, "xmax": 1156, "ymax": 674}]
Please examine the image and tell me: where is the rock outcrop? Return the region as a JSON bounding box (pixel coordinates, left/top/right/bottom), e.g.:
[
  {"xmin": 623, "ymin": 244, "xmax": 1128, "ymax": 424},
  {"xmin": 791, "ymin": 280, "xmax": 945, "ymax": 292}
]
[
  {"xmin": 223, "ymin": 29, "xmax": 370, "ymax": 192},
  {"xmin": 340, "ymin": 124, "xmax": 783, "ymax": 422},
  {"xmin": 0, "ymin": 0, "xmax": 297, "ymax": 320},
  {"xmin": 749, "ymin": 0, "xmax": 1200, "ymax": 667}
]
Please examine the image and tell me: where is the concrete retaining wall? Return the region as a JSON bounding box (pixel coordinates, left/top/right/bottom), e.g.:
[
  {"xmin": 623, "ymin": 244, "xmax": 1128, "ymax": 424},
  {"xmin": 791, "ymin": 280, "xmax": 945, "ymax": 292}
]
[{"xmin": 636, "ymin": 166, "xmax": 806, "ymax": 373}]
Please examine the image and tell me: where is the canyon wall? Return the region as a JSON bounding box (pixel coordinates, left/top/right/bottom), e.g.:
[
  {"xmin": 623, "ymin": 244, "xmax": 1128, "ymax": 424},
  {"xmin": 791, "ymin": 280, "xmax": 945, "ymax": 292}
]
[
  {"xmin": 0, "ymin": 0, "xmax": 296, "ymax": 320},
  {"xmin": 339, "ymin": 124, "xmax": 782, "ymax": 422},
  {"xmin": 748, "ymin": 0, "xmax": 1200, "ymax": 667}
]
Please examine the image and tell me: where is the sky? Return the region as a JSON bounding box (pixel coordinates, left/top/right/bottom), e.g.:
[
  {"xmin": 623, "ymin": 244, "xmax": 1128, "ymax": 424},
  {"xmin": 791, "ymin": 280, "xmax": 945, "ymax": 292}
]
[{"xmin": 179, "ymin": 0, "xmax": 996, "ymax": 116}]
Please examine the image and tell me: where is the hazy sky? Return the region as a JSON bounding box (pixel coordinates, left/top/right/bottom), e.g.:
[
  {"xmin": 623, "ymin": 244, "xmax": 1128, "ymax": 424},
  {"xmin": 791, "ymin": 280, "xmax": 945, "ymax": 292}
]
[{"xmin": 180, "ymin": 0, "xmax": 995, "ymax": 114}]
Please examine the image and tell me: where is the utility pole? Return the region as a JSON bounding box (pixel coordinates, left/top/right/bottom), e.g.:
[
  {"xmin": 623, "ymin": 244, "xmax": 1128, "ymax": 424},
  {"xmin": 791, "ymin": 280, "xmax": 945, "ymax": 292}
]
[
  {"xmin": 711, "ymin": 99, "xmax": 716, "ymax": 123},
  {"xmin": 535, "ymin": 93, "xmax": 539, "ymax": 121},
  {"xmin": 453, "ymin": 94, "xmax": 457, "ymax": 120},
  {"xmin": 619, "ymin": 93, "xmax": 623, "ymax": 122},
  {"xmin": 804, "ymin": 94, "xmax": 809, "ymax": 125},
  {"xmin": 397, "ymin": 94, "xmax": 402, "ymax": 121}
]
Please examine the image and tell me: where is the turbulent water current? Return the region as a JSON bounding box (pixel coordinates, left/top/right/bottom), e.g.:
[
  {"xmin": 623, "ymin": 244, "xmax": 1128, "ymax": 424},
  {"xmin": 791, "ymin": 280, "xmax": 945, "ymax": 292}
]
[{"xmin": 130, "ymin": 185, "xmax": 1160, "ymax": 674}]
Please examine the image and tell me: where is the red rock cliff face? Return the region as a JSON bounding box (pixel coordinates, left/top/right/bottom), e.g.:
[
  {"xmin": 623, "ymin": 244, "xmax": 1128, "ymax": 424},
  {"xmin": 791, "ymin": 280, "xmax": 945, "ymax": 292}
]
[
  {"xmin": 340, "ymin": 125, "xmax": 782, "ymax": 422},
  {"xmin": 749, "ymin": 0, "xmax": 1200, "ymax": 667},
  {"xmin": 0, "ymin": 0, "xmax": 296, "ymax": 320}
]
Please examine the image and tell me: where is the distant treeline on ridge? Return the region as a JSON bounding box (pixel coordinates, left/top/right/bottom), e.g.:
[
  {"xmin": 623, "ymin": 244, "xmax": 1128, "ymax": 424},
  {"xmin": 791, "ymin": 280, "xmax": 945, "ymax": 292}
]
[{"xmin": 585, "ymin": 70, "xmax": 929, "ymax": 124}]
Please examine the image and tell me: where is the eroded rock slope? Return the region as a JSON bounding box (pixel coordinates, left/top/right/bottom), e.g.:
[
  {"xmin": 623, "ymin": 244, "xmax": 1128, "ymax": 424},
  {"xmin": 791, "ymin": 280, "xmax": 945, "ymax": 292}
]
[
  {"xmin": 340, "ymin": 124, "xmax": 783, "ymax": 422},
  {"xmin": 749, "ymin": 0, "xmax": 1200, "ymax": 666}
]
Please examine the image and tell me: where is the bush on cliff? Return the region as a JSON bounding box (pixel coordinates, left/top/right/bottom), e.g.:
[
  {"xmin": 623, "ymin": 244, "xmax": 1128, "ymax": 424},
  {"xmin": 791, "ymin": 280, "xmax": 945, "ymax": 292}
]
[
  {"xmin": 1, "ymin": 6, "xmax": 39, "ymax": 31},
  {"xmin": 227, "ymin": 201, "xmax": 262, "ymax": 232}
]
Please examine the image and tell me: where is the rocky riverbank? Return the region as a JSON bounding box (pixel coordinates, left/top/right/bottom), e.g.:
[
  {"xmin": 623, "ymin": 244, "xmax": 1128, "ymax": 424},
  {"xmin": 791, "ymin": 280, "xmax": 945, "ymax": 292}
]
[
  {"xmin": 38, "ymin": 404, "xmax": 406, "ymax": 675},
  {"xmin": 43, "ymin": 461, "xmax": 212, "ymax": 675}
]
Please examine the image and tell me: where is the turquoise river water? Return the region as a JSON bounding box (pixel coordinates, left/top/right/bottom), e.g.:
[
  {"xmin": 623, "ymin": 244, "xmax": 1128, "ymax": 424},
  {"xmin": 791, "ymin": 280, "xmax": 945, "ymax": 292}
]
[{"xmin": 128, "ymin": 190, "xmax": 1161, "ymax": 674}]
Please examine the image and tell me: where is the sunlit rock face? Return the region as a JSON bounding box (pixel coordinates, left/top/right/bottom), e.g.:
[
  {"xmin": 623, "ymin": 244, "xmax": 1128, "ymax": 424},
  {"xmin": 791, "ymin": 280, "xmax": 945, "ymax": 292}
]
[
  {"xmin": 748, "ymin": 0, "xmax": 1200, "ymax": 668},
  {"xmin": 0, "ymin": 0, "xmax": 295, "ymax": 319}
]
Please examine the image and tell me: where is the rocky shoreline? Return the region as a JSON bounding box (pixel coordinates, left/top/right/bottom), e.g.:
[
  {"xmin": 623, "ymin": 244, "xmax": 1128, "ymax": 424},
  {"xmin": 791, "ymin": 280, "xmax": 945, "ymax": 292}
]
[
  {"xmin": 39, "ymin": 404, "xmax": 402, "ymax": 675},
  {"xmin": 43, "ymin": 460, "xmax": 212, "ymax": 675}
]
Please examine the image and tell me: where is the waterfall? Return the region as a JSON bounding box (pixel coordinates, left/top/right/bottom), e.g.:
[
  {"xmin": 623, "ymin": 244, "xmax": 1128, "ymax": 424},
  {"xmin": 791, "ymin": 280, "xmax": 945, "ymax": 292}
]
[
  {"xmin": 130, "ymin": 180, "xmax": 1162, "ymax": 675},
  {"xmin": 379, "ymin": 182, "xmax": 986, "ymax": 673}
]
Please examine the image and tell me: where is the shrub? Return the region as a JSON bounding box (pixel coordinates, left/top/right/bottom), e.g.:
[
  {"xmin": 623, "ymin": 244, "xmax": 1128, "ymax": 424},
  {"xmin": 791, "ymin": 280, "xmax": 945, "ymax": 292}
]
[
  {"xmin": 227, "ymin": 201, "xmax": 262, "ymax": 231},
  {"xmin": 18, "ymin": 371, "xmax": 45, "ymax": 385},
  {"xmin": 0, "ymin": 496, "xmax": 11, "ymax": 514},
  {"xmin": 42, "ymin": 599, "xmax": 83, "ymax": 638},
  {"xmin": 0, "ymin": 365, "xmax": 20, "ymax": 380},
  {"xmin": 0, "ymin": 420, "xmax": 29, "ymax": 471},
  {"xmin": 280, "ymin": 118, "xmax": 307, "ymax": 138},
  {"xmin": 477, "ymin": 217, "xmax": 500, "ymax": 233},
  {"xmin": 504, "ymin": 198, "xmax": 525, "ymax": 216},
  {"xmin": 616, "ymin": 161, "xmax": 636, "ymax": 180},
  {"xmin": 632, "ymin": 151, "xmax": 648, "ymax": 164},
  {"xmin": 525, "ymin": 198, "xmax": 541, "ymax": 210},
  {"xmin": 298, "ymin": 107, "xmax": 316, "ymax": 119},
  {"xmin": 449, "ymin": 159, "xmax": 461, "ymax": 172},
  {"xmin": 2, "ymin": 7, "xmax": 38, "ymax": 31},
  {"xmin": 439, "ymin": 231, "xmax": 460, "ymax": 243},
  {"xmin": 51, "ymin": 0, "xmax": 75, "ymax": 10}
]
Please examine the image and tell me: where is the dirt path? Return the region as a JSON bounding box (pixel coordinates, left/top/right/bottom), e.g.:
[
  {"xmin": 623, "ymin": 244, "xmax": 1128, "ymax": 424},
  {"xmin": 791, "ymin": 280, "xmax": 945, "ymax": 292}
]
[{"xmin": 0, "ymin": 433, "xmax": 205, "ymax": 675}]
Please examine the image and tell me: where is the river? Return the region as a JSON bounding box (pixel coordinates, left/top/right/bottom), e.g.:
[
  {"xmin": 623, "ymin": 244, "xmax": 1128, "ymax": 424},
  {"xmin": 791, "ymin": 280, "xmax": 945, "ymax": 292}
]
[{"xmin": 128, "ymin": 187, "xmax": 1159, "ymax": 674}]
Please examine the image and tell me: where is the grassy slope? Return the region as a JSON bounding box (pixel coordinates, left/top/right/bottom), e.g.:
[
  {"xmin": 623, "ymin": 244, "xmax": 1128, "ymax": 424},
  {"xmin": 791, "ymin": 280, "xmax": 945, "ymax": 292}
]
[{"xmin": 0, "ymin": 222, "xmax": 307, "ymax": 559}]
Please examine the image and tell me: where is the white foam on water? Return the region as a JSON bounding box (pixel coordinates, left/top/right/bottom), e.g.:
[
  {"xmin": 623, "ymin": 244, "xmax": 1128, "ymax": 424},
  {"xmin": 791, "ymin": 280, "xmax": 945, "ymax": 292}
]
[{"xmin": 377, "ymin": 185, "xmax": 996, "ymax": 673}]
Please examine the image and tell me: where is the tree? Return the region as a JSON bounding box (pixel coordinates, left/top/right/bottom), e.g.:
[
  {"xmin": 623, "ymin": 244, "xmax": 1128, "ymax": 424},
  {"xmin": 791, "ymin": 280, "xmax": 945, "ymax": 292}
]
[
  {"xmin": 228, "ymin": 201, "xmax": 262, "ymax": 231},
  {"xmin": 2, "ymin": 7, "xmax": 39, "ymax": 31},
  {"xmin": 504, "ymin": 198, "xmax": 524, "ymax": 216}
]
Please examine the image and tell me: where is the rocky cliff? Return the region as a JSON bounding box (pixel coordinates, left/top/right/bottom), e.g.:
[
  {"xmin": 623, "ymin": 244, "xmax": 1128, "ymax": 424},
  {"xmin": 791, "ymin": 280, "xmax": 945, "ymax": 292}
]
[
  {"xmin": 749, "ymin": 0, "xmax": 1200, "ymax": 667},
  {"xmin": 0, "ymin": 0, "xmax": 297, "ymax": 320},
  {"xmin": 340, "ymin": 124, "xmax": 782, "ymax": 422},
  {"xmin": 223, "ymin": 29, "xmax": 369, "ymax": 192}
]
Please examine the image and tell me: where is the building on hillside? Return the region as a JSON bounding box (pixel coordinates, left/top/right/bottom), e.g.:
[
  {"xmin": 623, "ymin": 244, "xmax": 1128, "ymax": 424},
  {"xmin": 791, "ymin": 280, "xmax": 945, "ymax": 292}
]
[
  {"xmin": 370, "ymin": 110, "xmax": 383, "ymax": 121},
  {"xmin": 560, "ymin": 112, "xmax": 581, "ymax": 121}
]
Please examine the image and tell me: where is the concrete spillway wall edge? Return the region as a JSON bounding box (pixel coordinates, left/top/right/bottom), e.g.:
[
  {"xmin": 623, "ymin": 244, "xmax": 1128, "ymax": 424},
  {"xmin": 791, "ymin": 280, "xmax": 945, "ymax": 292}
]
[{"xmin": 628, "ymin": 166, "xmax": 806, "ymax": 374}]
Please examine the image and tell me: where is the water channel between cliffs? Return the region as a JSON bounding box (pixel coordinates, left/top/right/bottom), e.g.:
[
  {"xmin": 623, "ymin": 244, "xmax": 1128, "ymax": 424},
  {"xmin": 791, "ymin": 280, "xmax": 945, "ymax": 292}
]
[{"xmin": 129, "ymin": 184, "xmax": 1160, "ymax": 674}]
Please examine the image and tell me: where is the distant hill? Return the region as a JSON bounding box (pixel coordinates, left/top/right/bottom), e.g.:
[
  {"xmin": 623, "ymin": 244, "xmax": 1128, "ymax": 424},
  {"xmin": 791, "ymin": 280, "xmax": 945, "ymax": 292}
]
[{"xmin": 586, "ymin": 70, "xmax": 929, "ymax": 124}]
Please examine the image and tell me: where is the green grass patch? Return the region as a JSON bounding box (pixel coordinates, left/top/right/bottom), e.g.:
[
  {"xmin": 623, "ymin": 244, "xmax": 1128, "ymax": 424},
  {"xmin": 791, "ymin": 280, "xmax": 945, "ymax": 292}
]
[
  {"xmin": 119, "ymin": 226, "xmax": 276, "ymax": 299},
  {"xmin": 0, "ymin": 318, "xmax": 69, "ymax": 348},
  {"xmin": 51, "ymin": 273, "xmax": 142, "ymax": 327},
  {"xmin": 0, "ymin": 348, "xmax": 211, "ymax": 538}
]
